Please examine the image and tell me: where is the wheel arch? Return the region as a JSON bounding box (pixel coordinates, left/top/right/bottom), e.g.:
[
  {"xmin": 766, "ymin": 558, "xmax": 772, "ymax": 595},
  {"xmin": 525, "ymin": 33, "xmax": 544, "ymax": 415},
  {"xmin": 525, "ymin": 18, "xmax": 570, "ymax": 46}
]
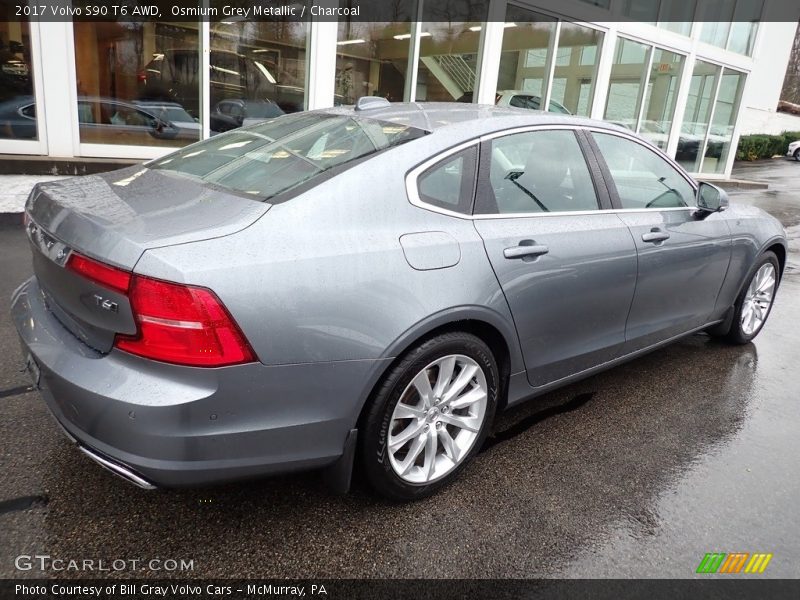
[
  {"xmin": 764, "ymin": 240, "xmax": 787, "ymax": 278},
  {"xmin": 354, "ymin": 307, "xmax": 524, "ymax": 432}
]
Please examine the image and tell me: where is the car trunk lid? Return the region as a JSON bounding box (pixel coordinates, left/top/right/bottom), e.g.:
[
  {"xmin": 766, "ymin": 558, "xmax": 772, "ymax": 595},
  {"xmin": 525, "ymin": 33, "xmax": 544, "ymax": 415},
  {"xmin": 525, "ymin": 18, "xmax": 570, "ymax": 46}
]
[{"xmin": 25, "ymin": 166, "xmax": 269, "ymax": 352}]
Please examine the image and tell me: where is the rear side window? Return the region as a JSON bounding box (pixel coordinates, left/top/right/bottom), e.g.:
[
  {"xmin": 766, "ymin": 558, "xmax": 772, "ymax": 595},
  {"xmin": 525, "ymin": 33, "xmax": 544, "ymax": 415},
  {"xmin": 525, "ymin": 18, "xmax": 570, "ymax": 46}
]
[
  {"xmin": 592, "ymin": 132, "xmax": 695, "ymax": 209},
  {"xmin": 475, "ymin": 129, "xmax": 599, "ymax": 214},
  {"xmin": 149, "ymin": 113, "xmax": 427, "ymax": 202},
  {"xmin": 416, "ymin": 147, "xmax": 477, "ymax": 215}
]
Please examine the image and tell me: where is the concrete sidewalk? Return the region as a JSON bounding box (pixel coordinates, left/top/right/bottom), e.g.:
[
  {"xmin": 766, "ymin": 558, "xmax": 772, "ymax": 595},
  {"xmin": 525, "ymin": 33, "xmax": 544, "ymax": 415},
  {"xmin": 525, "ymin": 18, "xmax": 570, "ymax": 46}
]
[{"xmin": 0, "ymin": 175, "xmax": 69, "ymax": 214}]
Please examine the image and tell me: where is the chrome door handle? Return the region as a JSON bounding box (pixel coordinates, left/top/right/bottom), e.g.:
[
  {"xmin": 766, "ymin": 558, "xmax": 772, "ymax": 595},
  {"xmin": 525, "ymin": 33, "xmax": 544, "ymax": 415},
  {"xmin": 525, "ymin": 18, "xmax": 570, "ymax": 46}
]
[
  {"xmin": 641, "ymin": 229, "xmax": 670, "ymax": 243},
  {"xmin": 503, "ymin": 243, "xmax": 550, "ymax": 259}
]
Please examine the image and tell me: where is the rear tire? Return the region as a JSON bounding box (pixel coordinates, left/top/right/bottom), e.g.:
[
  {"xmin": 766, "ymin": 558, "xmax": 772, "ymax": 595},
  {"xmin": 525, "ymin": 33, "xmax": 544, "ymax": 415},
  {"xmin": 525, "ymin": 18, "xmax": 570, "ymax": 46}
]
[
  {"xmin": 360, "ymin": 332, "xmax": 498, "ymax": 501},
  {"xmin": 794, "ymin": 149, "xmax": 800, "ymax": 161},
  {"xmin": 709, "ymin": 252, "xmax": 780, "ymax": 345}
]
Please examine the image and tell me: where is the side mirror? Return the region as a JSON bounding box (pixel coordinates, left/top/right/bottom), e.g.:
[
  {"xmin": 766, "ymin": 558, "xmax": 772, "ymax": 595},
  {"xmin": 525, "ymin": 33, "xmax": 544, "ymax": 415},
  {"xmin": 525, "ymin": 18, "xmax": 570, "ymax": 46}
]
[{"xmin": 696, "ymin": 181, "xmax": 729, "ymax": 214}]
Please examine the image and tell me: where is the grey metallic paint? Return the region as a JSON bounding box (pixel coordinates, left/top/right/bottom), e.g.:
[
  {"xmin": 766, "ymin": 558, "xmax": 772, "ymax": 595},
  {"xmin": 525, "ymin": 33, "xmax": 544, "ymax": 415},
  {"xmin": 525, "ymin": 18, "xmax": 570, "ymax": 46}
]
[{"xmin": 11, "ymin": 104, "xmax": 788, "ymax": 488}]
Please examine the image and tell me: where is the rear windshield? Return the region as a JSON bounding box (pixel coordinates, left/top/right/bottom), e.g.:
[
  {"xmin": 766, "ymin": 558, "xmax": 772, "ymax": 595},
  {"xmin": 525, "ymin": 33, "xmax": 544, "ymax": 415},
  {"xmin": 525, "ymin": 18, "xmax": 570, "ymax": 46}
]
[{"xmin": 148, "ymin": 112, "xmax": 427, "ymax": 201}]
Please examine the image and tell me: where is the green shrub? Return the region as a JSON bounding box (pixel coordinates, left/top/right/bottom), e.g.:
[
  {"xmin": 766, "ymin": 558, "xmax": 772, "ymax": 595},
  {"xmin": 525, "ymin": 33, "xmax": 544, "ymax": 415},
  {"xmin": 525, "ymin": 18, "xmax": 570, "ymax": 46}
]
[{"xmin": 736, "ymin": 131, "xmax": 800, "ymax": 161}]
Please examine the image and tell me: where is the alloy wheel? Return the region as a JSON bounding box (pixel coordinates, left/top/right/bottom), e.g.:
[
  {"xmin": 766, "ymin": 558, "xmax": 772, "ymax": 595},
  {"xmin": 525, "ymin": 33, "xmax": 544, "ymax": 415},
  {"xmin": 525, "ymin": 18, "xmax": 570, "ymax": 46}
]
[
  {"xmin": 387, "ymin": 354, "xmax": 488, "ymax": 484},
  {"xmin": 741, "ymin": 263, "xmax": 777, "ymax": 336}
]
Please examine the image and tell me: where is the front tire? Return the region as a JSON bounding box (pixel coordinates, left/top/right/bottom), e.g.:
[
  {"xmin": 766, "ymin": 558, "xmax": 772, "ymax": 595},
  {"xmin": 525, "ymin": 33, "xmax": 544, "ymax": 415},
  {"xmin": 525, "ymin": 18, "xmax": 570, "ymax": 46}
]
[
  {"xmin": 360, "ymin": 332, "xmax": 498, "ymax": 501},
  {"xmin": 711, "ymin": 252, "xmax": 780, "ymax": 345},
  {"xmin": 794, "ymin": 148, "xmax": 800, "ymax": 161}
]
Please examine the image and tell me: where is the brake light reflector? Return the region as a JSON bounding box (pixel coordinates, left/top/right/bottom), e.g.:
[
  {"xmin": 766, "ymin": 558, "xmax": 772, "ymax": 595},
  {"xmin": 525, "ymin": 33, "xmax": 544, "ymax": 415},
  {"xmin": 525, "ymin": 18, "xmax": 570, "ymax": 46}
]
[
  {"xmin": 115, "ymin": 275, "xmax": 255, "ymax": 367},
  {"xmin": 66, "ymin": 253, "xmax": 131, "ymax": 294}
]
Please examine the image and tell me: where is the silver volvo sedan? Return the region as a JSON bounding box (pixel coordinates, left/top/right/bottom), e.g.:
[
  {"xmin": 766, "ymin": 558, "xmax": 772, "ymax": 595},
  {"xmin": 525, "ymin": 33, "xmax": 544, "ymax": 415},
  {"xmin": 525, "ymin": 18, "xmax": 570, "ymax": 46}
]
[{"xmin": 12, "ymin": 100, "xmax": 787, "ymax": 500}]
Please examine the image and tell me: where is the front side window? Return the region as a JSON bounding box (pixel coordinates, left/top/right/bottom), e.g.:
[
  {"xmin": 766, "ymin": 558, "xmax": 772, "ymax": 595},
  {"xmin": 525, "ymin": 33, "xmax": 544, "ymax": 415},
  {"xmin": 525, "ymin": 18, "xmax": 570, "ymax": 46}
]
[
  {"xmin": 150, "ymin": 112, "xmax": 427, "ymax": 201},
  {"xmin": 476, "ymin": 129, "xmax": 599, "ymax": 215},
  {"xmin": 593, "ymin": 132, "xmax": 695, "ymax": 209}
]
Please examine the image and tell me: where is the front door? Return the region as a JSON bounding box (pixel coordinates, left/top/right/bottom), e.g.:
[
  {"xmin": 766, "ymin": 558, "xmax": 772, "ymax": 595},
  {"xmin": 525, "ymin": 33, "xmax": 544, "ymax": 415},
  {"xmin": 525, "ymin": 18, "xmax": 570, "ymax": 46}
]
[
  {"xmin": 473, "ymin": 128, "xmax": 638, "ymax": 388},
  {"xmin": 589, "ymin": 131, "xmax": 732, "ymax": 352}
]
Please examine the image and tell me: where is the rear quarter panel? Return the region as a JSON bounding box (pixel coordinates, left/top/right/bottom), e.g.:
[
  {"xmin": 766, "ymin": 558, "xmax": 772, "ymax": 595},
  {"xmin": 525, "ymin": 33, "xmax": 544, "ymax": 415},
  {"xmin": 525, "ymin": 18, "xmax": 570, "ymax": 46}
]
[{"xmin": 134, "ymin": 138, "xmax": 525, "ymax": 374}]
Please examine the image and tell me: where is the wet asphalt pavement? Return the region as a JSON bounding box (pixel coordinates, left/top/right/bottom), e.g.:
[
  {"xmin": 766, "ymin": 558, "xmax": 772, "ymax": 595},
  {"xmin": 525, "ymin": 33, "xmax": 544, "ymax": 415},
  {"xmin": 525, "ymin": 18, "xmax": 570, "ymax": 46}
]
[{"xmin": 0, "ymin": 160, "xmax": 798, "ymax": 579}]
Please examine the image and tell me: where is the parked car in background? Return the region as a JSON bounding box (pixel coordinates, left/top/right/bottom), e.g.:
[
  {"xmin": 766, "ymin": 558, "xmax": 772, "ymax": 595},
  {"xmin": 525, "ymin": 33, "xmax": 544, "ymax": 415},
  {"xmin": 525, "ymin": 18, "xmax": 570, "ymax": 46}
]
[
  {"xmin": 676, "ymin": 122, "xmax": 730, "ymax": 162},
  {"xmin": 132, "ymin": 101, "xmax": 201, "ymax": 139},
  {"xmin": 0, "ymin": 94, "xmax": 36, "ymax": 139},
  {"xmin": 608, "ymin": 119, "xmax": 670, "ymax": 150},
  {"xmin": 138, "ymin": 49, "xmax": 306, "ymax": 123},
  {"xmin": 495, "ymin": 90, "xmax": 571, "ymax": 114},
  {"xmin": 210, "ymin": 98, "xmax": 285, "ymax": 133},
  {"xmin": 77, "ymin": 97, "xmax": 199, "ymax": 145},
  {"xmin": 786, "ymin": 139, "xmax": 800, "ymax": 160},
  {"xmin": 13, "ymin": 101, "xmax": 786, "ymax": 501},
  {"xmin": 458, "ymin": 90, "xmax": 571, "ymax": 114}
]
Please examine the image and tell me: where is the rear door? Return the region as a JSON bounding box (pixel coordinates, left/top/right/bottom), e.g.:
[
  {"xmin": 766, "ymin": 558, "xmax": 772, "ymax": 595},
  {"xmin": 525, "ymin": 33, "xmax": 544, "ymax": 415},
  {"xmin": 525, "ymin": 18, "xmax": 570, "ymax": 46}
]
[
  {"xmin": 588, "ymin": 130, "xmax": 731, "ymax": 351},
  {"xmin": 473, "ymin": 127, "xmax": 638, "ymax": 388}
]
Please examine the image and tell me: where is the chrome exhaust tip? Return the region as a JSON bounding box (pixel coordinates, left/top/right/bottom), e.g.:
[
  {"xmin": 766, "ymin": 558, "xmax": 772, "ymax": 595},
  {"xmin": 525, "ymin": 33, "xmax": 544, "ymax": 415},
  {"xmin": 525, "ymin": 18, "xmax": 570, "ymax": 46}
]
[{"xmin": 78, "ymin": 446, "xmax": 157, "ymax": 490}]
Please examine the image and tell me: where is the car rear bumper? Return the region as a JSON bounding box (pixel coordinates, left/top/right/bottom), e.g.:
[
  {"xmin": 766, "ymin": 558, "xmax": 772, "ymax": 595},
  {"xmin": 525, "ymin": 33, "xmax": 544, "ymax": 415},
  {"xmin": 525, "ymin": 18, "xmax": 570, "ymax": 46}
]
[{"xmin": 11, "ymin": 276, "xmax": 387, "ymax": 488}]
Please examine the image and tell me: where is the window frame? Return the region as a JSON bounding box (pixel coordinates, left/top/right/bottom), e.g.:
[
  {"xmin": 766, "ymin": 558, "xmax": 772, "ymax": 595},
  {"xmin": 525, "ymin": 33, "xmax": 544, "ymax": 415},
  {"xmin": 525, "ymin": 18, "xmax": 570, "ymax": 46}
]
[
  {"xmin": 415, "ymin": 146, "xmax": 479, "ymax": 215},
  {"xmin": 405, "ymin": 124, "xmax": 699, "ymax": 220},
  {"xmin": 585, "ymin": 126, "xmax": 699, "ymax": 211},
  {"xmin": 473, "ymin": 126, "xmax": 610, "ymax": 215}
]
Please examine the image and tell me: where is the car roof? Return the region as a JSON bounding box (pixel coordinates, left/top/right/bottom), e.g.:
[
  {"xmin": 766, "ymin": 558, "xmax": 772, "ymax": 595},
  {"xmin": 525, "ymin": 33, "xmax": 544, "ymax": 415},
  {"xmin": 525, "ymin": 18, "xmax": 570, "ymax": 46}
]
[{"xmin": 320, "ymin": 102, "xmax": 627, "ymax": 136}]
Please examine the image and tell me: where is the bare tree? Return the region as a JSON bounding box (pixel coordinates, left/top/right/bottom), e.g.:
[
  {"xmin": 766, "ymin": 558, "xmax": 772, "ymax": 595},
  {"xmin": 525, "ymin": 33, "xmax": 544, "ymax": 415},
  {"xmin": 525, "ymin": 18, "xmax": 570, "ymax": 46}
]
[{"xmin": 780, "ymin": 21, "xmax": 800, "ymax": 105}]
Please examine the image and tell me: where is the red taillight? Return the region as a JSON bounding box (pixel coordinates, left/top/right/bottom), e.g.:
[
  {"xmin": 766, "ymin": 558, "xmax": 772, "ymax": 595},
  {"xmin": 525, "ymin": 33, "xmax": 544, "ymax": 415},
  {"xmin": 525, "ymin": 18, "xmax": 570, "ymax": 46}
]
[
  {"xmin": 66, "ymin": 252, "xmax": 254, "ymax": 367},
  {"xmin": 115, "ymin": 275, "xmax": 256, "ymax": 367},
  {"xmin": 66, "ymin": 253, "xmax": 131, "ymax": 294}
]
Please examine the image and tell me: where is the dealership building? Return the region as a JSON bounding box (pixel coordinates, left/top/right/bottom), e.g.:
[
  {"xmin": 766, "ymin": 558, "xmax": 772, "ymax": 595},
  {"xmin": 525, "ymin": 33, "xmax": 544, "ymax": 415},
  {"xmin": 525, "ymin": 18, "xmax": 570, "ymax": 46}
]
[{"xmin": 1, "ymin": 0, "xmax": 798, "ymax": 178}]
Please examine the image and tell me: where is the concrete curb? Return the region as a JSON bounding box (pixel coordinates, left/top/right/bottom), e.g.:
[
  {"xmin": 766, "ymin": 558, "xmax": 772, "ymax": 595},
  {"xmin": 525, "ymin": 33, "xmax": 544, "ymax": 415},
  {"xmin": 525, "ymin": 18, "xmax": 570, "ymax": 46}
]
[{"xmin": 704, "ymin": 178, "xmax": 770, "ymax": 191}]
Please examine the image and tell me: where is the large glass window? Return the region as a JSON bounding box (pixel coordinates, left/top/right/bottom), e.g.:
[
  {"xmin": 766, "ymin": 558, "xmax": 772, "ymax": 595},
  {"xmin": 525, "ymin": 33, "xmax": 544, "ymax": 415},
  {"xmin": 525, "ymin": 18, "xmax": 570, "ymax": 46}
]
[
  {"xmin": 0, "ymin": 18, "xmax": 36, "ymax": 141},
  {"xmin": 593, "ymin": 132, "xmax": 695, "ymax": 209},
  {"xmin": 604, "ymin": 37, "xmax": 650, "ymax": 128},
  {"xmin": 416, "ymin": 2, "xmax": 487, "ymax": 102},
  {"xmin": 335, "ymin": 3, "xmax": 416, "ymax": 104},
  {"xmin": 622, "ymin": 0, "xmax": 696, "ymax": 36},
  {"xmin": 550, "ymin": 23, "xmax": 603, "ymax": 116},
  {"xmin": 698, "ymin": 0, "xmax": 762, "ymax": 56},
  {"xmin": 209, "ymin": 21, "xmax": 309, "ymax": 134},
  {"xmin": 677, "ymin": 60, "xmax": 719, "ymax": 172},
  {"xmin": 495, "ymin": 11, "xmax": 602, "ymax": 117},
  {"xmin": 495, "ymin": 6, "xmax": 557, "ymax": 106},
  {"xmin": 74, "ymin": 22, "xmax": 200, "ymax": 147},
  {"xmin": 701, "ymin": 68, "xmax": 745, "ymax": 174},
  {"xmin": 640, "ymin": 49, "xmax": 684, "ymax": 151},
  {"xmin": 476, "ymin": 130, "xmax": 599, "ymax": 215}
]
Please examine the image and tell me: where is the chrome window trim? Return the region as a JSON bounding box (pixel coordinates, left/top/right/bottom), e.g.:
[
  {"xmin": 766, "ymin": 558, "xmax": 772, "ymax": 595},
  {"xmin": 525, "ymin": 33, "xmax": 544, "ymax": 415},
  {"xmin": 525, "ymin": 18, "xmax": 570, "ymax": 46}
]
[
  {"xmin": 405, "ymin": 123, "xmax": 699, "ymax": 221},
  {"xmin": 406, "ymin": 139, "xmax": 481, "ymax": 220}
]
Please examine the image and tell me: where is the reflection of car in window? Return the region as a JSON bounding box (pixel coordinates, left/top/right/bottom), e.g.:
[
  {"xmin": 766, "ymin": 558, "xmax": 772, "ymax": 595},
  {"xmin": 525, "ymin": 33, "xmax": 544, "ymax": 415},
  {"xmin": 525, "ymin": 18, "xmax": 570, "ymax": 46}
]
[
  {"xmin": 210, "ymin": 99, "xmax": 285, "ymax": 133},
  {"xmin": 456, "ymin": 90, "xmax": 571, "ymax": 114},
  {"xmin": 0, "ymin": 95, "xmax": 37, "ymax": 139},
  {"xmin": 138, "ymin": 49, "xmax": 306, "ymax": 120},
  {"xmin": 75, "ymin": 97, "xmax": 199, "ymax": 144}
]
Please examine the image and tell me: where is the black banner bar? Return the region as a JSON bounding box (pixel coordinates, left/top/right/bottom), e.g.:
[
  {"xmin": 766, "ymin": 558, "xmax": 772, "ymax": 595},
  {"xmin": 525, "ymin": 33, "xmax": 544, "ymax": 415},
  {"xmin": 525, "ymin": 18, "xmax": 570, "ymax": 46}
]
[
  {"xmin": 2, "ymin": 579, "xmax": 800, "ymax": 600},
  {"xmin": 2, "ymin": 0, "xmax": 800, "ymax": 23}
]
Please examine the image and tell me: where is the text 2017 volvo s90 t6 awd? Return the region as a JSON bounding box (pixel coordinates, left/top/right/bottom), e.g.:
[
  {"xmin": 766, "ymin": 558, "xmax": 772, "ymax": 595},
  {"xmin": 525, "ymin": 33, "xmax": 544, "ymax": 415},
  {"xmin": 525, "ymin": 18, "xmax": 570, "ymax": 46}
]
[{"xmin": 12, "ymin": 100, "xmax": 787, "ymax": 500}]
